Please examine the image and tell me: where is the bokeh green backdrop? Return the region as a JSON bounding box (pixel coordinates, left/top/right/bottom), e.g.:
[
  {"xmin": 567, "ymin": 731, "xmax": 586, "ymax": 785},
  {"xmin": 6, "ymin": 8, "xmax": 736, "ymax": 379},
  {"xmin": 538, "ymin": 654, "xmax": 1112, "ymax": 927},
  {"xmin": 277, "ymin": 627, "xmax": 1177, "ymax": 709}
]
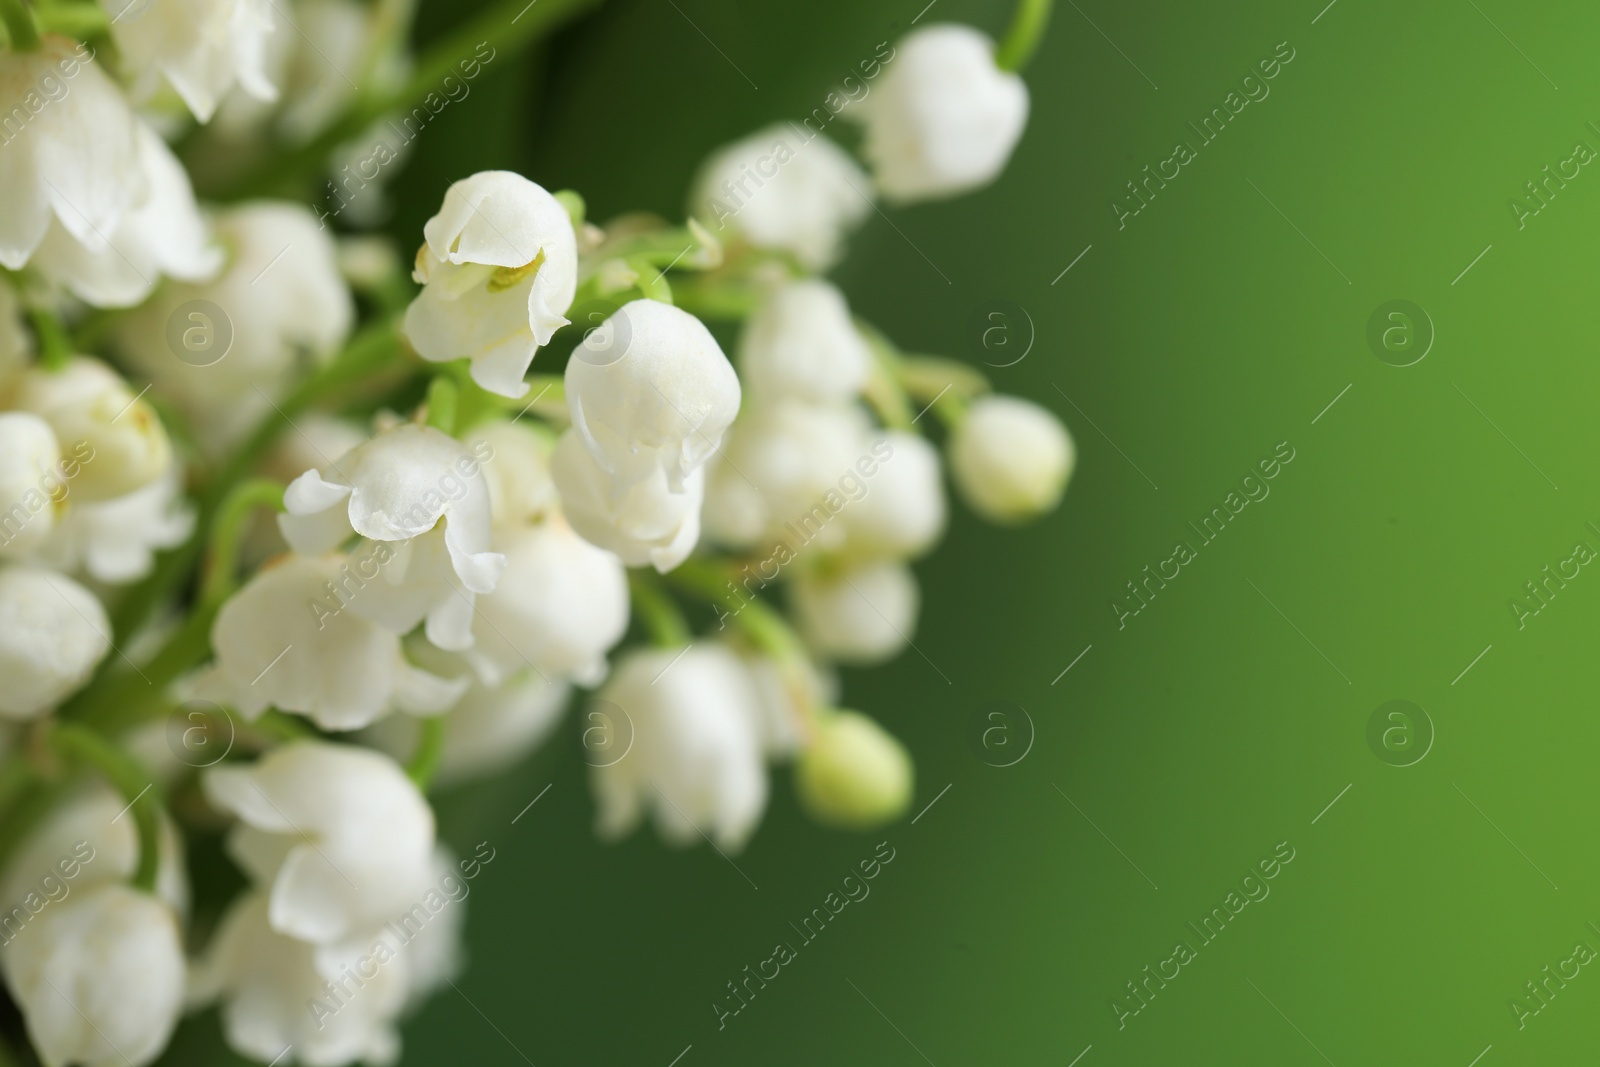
[{"xmin": 173, "ymin": 0, "xmax": 1600, "ymax": 1062}]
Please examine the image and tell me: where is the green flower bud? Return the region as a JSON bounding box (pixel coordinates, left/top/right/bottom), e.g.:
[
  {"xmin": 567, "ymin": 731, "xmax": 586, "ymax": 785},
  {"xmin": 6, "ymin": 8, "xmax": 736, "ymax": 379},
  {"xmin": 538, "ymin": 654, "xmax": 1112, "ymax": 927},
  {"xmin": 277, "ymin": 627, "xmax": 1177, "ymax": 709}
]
[{"xmin": 797, "ymin": 711, "xmax": 913, "ymax": 829}]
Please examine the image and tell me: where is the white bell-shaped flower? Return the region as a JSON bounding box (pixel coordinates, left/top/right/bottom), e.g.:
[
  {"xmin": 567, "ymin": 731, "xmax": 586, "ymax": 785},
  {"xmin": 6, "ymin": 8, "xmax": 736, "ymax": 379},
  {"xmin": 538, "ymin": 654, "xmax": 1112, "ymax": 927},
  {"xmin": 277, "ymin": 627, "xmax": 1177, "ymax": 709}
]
[
  {"xmin": 949, "ymin": 395, "xmax": 1074, "ymax": 523},
  {"xmin": 32, "ymin": 462, "xmax": 194, "ymax": 584},
  {"xmin": 796, "ymin": 711, "xmax": 913, "ymax": 828},
  {"xmin": 102, "ymin": 0, "xmax": 278, "ymax": 122},
  {"xmin": 855, "ymin": 24, "xmax": 1029, "ymax": 203},
  {"xmin": 790, "ymin": 559, "xmax": 918, "ymax": 664},
  {"xmin": 702, "ymin": 401, "xmax": 871, "ymax": 553},
  {"xmin": 403, "ymin": 171, "xmax": 578, "ymax": 398},
  {"xmin": 12, "ymin": 357, "xmax": 170, "ymax": 502},
  {"xmin": 737, "ymin": 280, "xmax": 871, "ymax": 404},
  {"xmin": 736, "ymin": 645, "xmax": 835, "ymax": 759},
  {"xmin": 31, "ymin": 122, "xmax": 222, "ymax": 308},
  {"xmin": 203, "ymin": 741, "xmax": 436, "ymax": 946},
  {"xmin": 0, "ymin": 412, "xmax": 63, "ymax": 558},
  {"xmin": 465, "ymin": 516, "xmax": 629, "ymax": 687},
  {"xmin": 566, "ymin": 299, "xmax": 741, "ymax": 491},
  {"xmin": 278, "ymin": 423, "xmax": 505, "ymax": 650},
  {"xmin": 0, "ymin": 37, "xmax": 142, "ymax": 271},
  {"xmin": 363, "ymin": 644, "xmax": 571, "ymax": 787},
  {"xmin": 193, "ymin": 892, "xmax": 408, "ymax": 1067},
  {"xmin": 3, "ymin": 883, "xmax": 185, "ymax": 1067},
  {"xmin": 196, "ymin": 553, "xmax": 466, "ymax": 731},
  {"xmin": 551, "ymin": 429, "xmax": 704, "ymax": 572},
  {"xmin": 688, "ymin": 124, "xmax": 872, "ymax": 270},
  {"xmin": 0, "ymin": 566, "xmax": 110, "ymax": 719},
  {"xmin": 590, "ymin": 644, "xmax": 768, "ymax": 851},
  {"xmin": 113, "ymin": 201, "xmax": 353, "ymax": 449},
  {"xmin": 841, "ymin": 430, "xmax": 946, "ymax": 560}
]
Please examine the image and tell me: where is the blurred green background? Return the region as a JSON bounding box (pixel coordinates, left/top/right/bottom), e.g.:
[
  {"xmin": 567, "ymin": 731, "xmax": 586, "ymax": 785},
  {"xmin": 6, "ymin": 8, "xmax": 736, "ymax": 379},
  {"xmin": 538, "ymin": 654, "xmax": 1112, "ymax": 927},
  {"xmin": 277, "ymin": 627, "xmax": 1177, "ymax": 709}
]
[{"xmin": 176, "ymin": 0, "xmax": 1600, "ymax": 1062}]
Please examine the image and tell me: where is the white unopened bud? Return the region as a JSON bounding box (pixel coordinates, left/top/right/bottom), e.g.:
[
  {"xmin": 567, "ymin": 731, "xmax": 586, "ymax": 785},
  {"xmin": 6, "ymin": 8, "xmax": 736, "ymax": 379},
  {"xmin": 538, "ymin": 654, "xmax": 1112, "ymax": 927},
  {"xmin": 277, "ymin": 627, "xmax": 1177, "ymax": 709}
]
[
  {"xmin": 790, "ymin": 560, "xmax": 918, "ymax": 665},
  {"xmin": 948, "ymin": 395, "xmax": 1073, "ymax": 523},
  {"xmin": 0, "ymin": 567, "xmax": 110, "ymax": 719},
  {"xmin": 842, "ymin": 431, "xmax": 945, "ymax": 559},
  {"xmin": 855, "ymin": 24, "xmax": 1029, "ymax": 203},
  {"xmin": 737, "ymin": 280, "xmax": 871, "ymax": 404},
  {"xmin": 13, "ymin": 359, "xmax": 169, "ymax": 502},
  {"xmin": 551, "ymin": 429, "xmax": 704, "ymax": 573},
  {"xmin": 796, "ymin": 711, "xmax": 912, "ymax": 829},
  {"xmin": 565, "ymin": 299, "xmax": 741, "ymax": 492},
  {"xmin": 3, "ymin": 883, "xmax": 186, "ymax": 1067}
]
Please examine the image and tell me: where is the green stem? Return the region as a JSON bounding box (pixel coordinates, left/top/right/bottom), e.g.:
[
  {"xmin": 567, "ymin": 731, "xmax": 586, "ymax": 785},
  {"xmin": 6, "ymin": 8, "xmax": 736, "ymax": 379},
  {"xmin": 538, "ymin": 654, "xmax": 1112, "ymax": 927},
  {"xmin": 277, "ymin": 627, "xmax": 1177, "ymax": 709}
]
[
  {"xmin": 51, "ymin": 725, "xmax": 162, "ymax": 893},
  {"xmin": 666, "ymin": 557, "xmax": 805, "ymax": 663},
  {"xmin": 425, "ymin": 376, "xmax": 458, "ymax": 434},
  {"xmin": 628, "ymin": 256, "xmax": 674, "ymax": 305},
  {"xmin": 854, "ymin": 319, "xmax": 916, "ymax": 432},
  {"xmin": 216, "ymin": 0, "xmax": 603, "ymax": 199},
  {"xmin": 406, "ymin": 716, "xmax": 447, "ymax": 789},
  {"xmin": 26, "ymin": 307, "xmax": 72, "ymax": 370},
  {"xmin": 34, "ymin": 1, "xmax": 106, "ymax": 37},
  {"xmin": 0, "ymin": 0, "xmax": 40, "ymax": 51},
  {"xmin": 628, "ymin": 570, "xmax": 691, "ymax": 647},
  {"xmin": 199, "ymin": 478, "xmax": 284, "ymax": 608},
  {"xmin": 995, "ymin": 0, "xmax": 1052, "ymax": 71}
]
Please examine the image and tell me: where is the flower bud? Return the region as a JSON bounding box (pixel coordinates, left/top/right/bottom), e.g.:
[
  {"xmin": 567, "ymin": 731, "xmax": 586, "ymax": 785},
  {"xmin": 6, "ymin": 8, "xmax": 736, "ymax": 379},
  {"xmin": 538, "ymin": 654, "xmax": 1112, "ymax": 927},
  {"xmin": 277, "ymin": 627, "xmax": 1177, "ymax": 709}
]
[
  {"xmin": 0, "ymin": 413, "xmax": 62, "ymax": 557},
  {"xmin": 0, "ymin": 566, "xmax": 110, "ymax": 719},
  {"xmin": 688, "ymin": 125, "xmax": 871, "ymax": 270},
  {"xmin": 565, "ymin": 299, "xmax": 741, "ymax": 492},
  {"xmin": 790, "ymin": 560, "xmax": 918, "ymax": 665},
  {"xmin": 737, "ymin": 280, "xmax": 871, "ymax": 405},
  {"xmin": 3, "ymin": 883, "xmax": 185, "ymax": 1067},
  {"xmin": 948, "ymin": 395, "xmax": 1073, "ymax": 523},
  {"xmin": 796, "ymin": 711, "xmax": 912, "ymax": 829},
  {"xmin": 12, "ymin": 358, "xmax": 169, "ymax": 502},
  {"xmin": 842, "ymin": 431, "xmax": 945, "ymax": 559},
  {"xmin": 855, "ymin": 25, "xmax": 1029, "ymax": 203}
]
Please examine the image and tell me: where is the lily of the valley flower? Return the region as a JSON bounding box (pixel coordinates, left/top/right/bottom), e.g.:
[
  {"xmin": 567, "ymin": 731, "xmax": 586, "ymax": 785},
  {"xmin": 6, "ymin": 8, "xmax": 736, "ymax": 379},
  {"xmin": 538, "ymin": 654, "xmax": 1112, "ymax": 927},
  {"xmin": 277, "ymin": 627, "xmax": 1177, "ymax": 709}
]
[
  {"xmin": 948, "ymin": 395, "xmax": 1074, "ymax": 524},
  {"xmin": 204, "ymin": 741, "xmax": 437, "ymax": 945},
  {"xmin": 0, "ymin": 566, "xmax": 110, "ymax": 719},
  {"xmin": 0, "ymin": 37, "xmax": 141, "ymax": 272},
  {"xmin": 197, "ymin": 553, "xmax": 466, "ymax": 730},
  {"xmin": 688, "ymin": 124, "xmax": 872, "ymax": 270},
  {"xmin": 790, "ymin": 559, "xmax": 918, "ymax": 665},
  {"xmin": 113, "ymin": 201, "xmax": 353, "ymax": 450},
  {"xmin": 404, "ymin": 171, "xmax": 578, "ymax": 398},
  {"xmin": 279, "ymin": 423, "xmax": 505, "ymax": 650},
  {"xmin": 589, "ymin": 644, "xmax": 768, "ymax": 851},
  {"xmin": 854, "ymin": 24, "xmax": 1029, "ymax": 203},
  {"xmin": 2, "ymin": 883, "xmax": 186, "ymax": 1067},
  {"xmin": 737, "ymin": 279, "xmax": 871, "ymax": 405},
  {"xmin": 840, "ymin": 430, "xmax": 945, "ymax": 560},
  {"xmin": 193, "ymin": 892, "xmax": 409, "ymax": 1067},
  {"xmin": 101, "ymin": 0, "xmax": 279, "ymax": 123},
  {"xmin": 465, "ymin": 515, "xmax": 629, "ymax": 687},
  {"xmin": 11, "ymin": 358, "xmax": 169, "ymax": 503},
  {"xmin": 31, "ymin": 122, "xmax": 221, "ymax": 308},
  {"xmin": 33, "ymin": 462, "xmax": 194, "ymax": 584},
  {"xmin": 550, "ymin": 428, "xmax": 704, "ymax": 573},
  {"xmin": 565, "ymin": 299, "xmax": 742, "ymax": 492}
]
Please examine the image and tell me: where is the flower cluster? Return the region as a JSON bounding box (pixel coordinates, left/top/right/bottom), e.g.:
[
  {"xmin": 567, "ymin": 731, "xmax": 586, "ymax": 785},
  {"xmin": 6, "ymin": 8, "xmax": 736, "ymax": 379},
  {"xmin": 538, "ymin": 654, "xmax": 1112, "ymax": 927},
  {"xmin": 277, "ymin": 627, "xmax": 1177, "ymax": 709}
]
[{"xmin": 0, "ymin": 1, "xmax": 1066, "ymax": 1064}]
